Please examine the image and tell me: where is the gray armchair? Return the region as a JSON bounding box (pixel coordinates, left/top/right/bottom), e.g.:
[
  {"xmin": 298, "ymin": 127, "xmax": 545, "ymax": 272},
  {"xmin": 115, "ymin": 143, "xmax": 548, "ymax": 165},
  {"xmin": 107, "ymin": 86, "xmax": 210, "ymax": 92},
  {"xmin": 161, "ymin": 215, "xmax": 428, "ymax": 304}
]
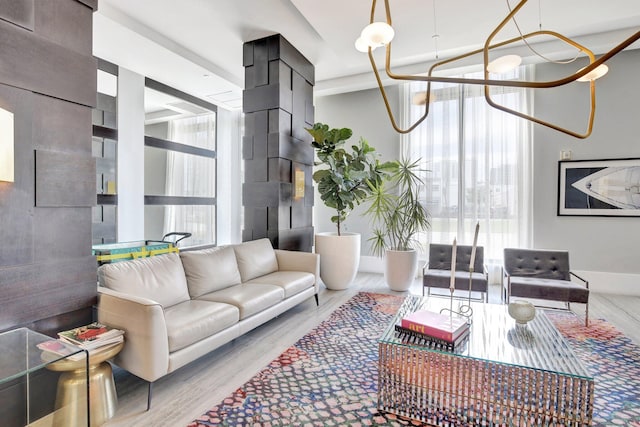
[
  {"xmin": 423, "ymin": 243, "xmax": 488, "ymax": 302},
  {"xmin": 503, "ymin": 248, "xmax": 589, "ymax": 326}
]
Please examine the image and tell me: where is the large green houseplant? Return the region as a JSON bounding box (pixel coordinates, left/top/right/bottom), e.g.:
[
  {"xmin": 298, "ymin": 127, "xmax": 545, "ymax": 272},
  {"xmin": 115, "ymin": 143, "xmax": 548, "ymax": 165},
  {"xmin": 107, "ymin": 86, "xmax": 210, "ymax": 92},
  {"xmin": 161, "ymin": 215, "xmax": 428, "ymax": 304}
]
[
  {"xmin": 306, "ymin": 123, "xmax": 395, "ymax": 235},
  {"xmin": 306, "ymin": 122, "xmax": 395, "ymax": 290},
  {"xmin": 364, "ymin": 157, "xmax": 430, "ymax": 290}
]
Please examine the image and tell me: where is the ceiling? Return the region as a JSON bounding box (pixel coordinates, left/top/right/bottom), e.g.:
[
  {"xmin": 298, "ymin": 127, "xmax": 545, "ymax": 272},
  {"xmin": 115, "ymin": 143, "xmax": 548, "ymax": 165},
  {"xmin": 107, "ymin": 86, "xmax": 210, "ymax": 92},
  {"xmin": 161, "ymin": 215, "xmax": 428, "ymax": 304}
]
[{"xmin": 93, "ymin": 0, "xmax": 640, "ymax": 110}]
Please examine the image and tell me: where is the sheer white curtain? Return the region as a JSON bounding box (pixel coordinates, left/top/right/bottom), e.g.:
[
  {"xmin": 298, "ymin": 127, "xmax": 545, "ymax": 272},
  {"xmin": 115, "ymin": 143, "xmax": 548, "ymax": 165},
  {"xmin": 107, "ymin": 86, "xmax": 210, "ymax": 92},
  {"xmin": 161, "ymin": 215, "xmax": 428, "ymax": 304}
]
[
  {"xmin": 403, "ymin": 65, "xmax": 533, "ymax": 264},
  {"xmin": 164, "ymin": 115, "xmax": 216, "ymax": 246}
]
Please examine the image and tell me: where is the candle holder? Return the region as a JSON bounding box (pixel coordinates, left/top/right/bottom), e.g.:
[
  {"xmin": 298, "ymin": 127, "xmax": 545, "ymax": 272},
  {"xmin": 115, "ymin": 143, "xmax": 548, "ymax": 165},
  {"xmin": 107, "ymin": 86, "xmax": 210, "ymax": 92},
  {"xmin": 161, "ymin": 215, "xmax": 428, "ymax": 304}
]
[{"xmin": 440, "ymin": 269, "xmax": 474, "ymax": 323}]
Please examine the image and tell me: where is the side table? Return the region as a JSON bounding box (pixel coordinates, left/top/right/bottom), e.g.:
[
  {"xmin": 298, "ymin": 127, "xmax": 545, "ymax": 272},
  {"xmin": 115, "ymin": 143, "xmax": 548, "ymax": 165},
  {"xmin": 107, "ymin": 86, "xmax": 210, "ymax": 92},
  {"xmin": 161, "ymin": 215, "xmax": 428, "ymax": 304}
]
[{"xmin": 46, "ymin": 341, "xmax": 123, "ymax": 427}]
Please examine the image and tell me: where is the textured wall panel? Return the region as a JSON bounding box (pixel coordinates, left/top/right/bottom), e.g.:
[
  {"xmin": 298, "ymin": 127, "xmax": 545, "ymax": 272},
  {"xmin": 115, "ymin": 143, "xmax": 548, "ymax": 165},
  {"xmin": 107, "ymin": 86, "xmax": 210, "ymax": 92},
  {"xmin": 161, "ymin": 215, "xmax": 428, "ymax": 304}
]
[
  {"xmin": 34, "ymin": 207, "xmax": 92, "ymax": 261},
  {"xmin": 34, "ymin": 0, "xmax": 93, "ymax": 54},
  {"xmin": 242, "ymin": 84, "xmax": 280, "ymax": 113},
  {"xmin": 33, "ymin": 93, "xmax": 92, "ymax": 154},
  {"xmin": 0, "ymin": 0, "xmax": 96, "ymax": 342},
  {"xmin": 0, "ymin": 0, "xmax": 34, "ymax": 30},
  {"xmin": 35, "ymin": 149, "xmax": 96, "ymax": 207},
  {"xmin": 0, "ymin": 257, "xmax": 97, "ymax": 332},
  {"xmin": 0, "ymin": 18, "xmax": 97, "ymax": 107},
  {"xmin": 0, "ymin": 84, "xmax": 34, "ymax": 267},
  {"xmin": 242, "ymin": 34, "xmax": 314, "ymax": 251}
]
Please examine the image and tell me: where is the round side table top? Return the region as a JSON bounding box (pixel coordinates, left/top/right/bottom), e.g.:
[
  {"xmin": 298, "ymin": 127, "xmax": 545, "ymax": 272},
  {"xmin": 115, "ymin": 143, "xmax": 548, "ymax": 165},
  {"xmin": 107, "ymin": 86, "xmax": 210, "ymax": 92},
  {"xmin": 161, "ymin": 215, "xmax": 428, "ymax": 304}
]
[{"xmin": 44, "ymin": 341, "xmax": 124, "ymax": 372}]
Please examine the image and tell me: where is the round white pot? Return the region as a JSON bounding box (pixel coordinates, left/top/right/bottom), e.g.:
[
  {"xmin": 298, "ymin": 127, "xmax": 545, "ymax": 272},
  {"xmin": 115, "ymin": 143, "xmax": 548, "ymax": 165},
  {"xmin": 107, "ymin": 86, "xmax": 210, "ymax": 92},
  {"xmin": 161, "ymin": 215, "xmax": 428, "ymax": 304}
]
[
  {"xmin": 384, "ymin": 249, "xmax": 418, "ymax": 292},
  {"xmin": 314, "ymin": 232, "xmax": 360, "ymax": 290}
]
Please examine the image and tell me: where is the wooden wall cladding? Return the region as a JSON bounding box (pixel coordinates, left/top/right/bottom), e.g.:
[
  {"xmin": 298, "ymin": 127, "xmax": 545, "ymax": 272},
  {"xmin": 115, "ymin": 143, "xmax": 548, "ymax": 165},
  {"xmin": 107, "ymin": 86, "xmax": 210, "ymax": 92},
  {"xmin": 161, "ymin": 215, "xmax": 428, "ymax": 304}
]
[
  {"xmin": 35, "ymin": 149, "xmax": 96, "ymax": 207},
  {"xmin": 0, "ymin": 0, "xmax": 35, "ymax": 30},
  {"xmin": 242, "ymin": 34, "xmax": 315, "ymax": 251},
  {"xmin": 0, "ymin": 257, "xmax": 97, "ymax": 333},
  {"xmin": 0, "ymin": 0, "xmax": 98, "ymax": 335},
  {"xmin": 0, "ymin": 14, "xmax": 96, "ymax": 108}
]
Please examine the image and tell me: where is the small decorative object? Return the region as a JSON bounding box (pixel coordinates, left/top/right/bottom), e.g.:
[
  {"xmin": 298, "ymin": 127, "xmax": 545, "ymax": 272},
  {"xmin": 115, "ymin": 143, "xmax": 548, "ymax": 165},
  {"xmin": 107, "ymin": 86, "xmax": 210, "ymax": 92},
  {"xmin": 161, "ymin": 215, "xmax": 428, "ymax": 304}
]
[{"xmin": 508, "ymin": 300, "xmax": 536, "ymax": 325}]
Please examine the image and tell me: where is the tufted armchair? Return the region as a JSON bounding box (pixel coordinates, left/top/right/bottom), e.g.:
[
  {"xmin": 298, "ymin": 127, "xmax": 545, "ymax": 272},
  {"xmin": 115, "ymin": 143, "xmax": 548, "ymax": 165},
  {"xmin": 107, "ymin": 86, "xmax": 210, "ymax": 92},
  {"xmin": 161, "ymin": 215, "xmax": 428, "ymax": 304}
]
[
  {"xmin": 423, "ymin": 243, "xmax": 489, "ymax": 302},
  {"xmin": 503, "ymin": 248, "xmax": 589, "ymax": 326}
]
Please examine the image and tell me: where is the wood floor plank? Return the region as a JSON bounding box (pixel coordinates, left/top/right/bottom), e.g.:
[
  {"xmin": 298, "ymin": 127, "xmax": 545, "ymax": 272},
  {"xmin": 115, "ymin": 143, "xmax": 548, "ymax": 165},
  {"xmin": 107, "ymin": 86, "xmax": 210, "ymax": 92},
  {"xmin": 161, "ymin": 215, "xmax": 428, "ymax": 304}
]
[{"xmin": 104, "ymin": 272, "xmax": 640, "ymax": 427}]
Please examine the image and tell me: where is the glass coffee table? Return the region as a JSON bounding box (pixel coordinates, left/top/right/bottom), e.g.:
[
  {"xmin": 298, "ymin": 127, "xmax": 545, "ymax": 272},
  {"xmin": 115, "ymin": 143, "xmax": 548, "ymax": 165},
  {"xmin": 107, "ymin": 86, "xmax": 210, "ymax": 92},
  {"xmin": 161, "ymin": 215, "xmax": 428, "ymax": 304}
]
[{"xmin": 378, "ymin": 295, "xmax": 594, "ymax": 426}]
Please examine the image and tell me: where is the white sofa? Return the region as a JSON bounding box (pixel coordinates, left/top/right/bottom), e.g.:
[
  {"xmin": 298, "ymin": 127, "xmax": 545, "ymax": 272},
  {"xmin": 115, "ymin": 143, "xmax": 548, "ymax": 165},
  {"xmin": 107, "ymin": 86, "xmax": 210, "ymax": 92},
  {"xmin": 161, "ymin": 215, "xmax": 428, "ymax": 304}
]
[{"xmin": 96, "ymin": 238, "xmax": 319, "ymax": 408}]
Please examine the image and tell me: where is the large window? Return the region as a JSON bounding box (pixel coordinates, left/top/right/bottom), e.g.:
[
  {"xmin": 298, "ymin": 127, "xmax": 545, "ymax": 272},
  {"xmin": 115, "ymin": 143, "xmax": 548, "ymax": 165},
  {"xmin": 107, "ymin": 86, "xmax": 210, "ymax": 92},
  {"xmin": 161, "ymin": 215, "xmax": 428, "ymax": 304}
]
[
  {"xmin": 144, "ymin": 79, "xmax": 217, "ymax": 247},
  {"xmin": 404, "ymin": 66, "xmax": 533, "ymax": 262}
]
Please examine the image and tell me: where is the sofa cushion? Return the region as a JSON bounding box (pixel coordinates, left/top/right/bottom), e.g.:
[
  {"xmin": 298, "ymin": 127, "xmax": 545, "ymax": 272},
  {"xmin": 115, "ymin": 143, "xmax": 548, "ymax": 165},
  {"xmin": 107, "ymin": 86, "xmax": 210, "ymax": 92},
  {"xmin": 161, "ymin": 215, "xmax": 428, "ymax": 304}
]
[
  {"xmin": 233, "ymin": 238, "xmax": 278, "ymax": 282},
  {"xmin": 245, "ymin": 271, "xmax": 315, "ymax": 298},
  {"xmin": 98, "ymin": 253, "xmax": 190, "ymax": 308},
  {"xmin": 180, "ymin": 246, "xmax": 242, "ymax": 298},
  {"xmin": 164, "ymin": 300, "xmax": 240, "ymax": 353},
  {"xmin": 198, "ymin": 283, "xmax": 284, "ymax": 319}
]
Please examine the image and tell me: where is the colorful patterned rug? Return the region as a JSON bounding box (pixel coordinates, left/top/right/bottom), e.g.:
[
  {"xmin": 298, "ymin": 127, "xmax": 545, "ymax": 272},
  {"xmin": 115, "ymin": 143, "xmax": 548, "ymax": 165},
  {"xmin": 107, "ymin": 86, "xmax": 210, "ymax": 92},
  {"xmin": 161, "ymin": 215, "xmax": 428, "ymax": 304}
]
[{"xmin": 188, "ymin": 292, "xmax": 640, "ymax": 426}]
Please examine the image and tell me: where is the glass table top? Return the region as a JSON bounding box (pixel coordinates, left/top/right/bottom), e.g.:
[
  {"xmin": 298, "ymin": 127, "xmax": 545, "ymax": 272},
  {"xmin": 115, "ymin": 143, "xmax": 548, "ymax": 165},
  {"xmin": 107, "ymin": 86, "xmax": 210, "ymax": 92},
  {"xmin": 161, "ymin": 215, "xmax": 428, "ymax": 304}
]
[
  {"xmin": 0, "ymin": 327, "xmax": 86, "ymax": 384},
  {"xmin": 380, "ymin": 295, "xmax": 592, "ymax": 380}
]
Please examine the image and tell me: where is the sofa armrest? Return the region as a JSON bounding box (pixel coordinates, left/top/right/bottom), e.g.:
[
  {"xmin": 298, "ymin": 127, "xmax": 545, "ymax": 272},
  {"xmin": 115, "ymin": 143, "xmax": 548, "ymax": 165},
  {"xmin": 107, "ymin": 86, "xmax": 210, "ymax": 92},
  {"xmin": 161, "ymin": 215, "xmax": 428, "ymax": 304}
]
[
  {"xmin": 97, "ymin": 287, "xmax": 170, "ymax": 383},
  {"xmin": 274, "ymin": 249, "xmax": 320, "ymax": 292}
]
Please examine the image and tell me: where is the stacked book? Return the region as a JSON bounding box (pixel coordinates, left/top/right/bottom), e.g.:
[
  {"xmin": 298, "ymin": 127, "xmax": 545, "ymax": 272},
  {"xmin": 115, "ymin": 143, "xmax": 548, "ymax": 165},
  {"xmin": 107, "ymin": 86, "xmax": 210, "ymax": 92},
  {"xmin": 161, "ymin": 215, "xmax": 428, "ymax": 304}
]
[
  {"xmin": 395, "ymin": 309, "xmax": 470, "ymax": 351},
  {"xmin": 58, "ymin": 322, "xmax": 124, "ymax": 350},
  {"xmin": 38, "ymin": 322, "xmax": 124, "ymax": 361}
]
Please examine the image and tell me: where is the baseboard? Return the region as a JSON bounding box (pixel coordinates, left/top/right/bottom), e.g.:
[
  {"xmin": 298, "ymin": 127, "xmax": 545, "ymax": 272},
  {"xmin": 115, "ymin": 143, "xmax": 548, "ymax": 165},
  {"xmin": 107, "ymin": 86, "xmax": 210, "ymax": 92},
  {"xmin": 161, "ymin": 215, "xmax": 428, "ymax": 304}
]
[
  {"xmin": 360, "ymin": 256, "xmax": 640, "ymax": 296},
  {"xmin": 573, "ymin": 270, "xmax": 640, "ymax": 296}
]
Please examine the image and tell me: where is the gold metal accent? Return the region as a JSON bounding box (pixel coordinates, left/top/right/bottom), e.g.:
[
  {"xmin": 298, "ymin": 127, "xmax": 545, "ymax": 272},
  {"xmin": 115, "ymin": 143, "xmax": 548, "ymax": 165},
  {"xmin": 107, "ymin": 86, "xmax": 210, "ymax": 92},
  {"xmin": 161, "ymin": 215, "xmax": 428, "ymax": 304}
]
[
  {"xmin": 366, "ymin": 0, "xmax": 640, "ymax": 138},
  {"xmin": 47, "ymin": 342, "xmax": 123, "ymax": 427},
  {"xmin": 294, "ymin": 169, "xmax": 305, "ymax": 199}
]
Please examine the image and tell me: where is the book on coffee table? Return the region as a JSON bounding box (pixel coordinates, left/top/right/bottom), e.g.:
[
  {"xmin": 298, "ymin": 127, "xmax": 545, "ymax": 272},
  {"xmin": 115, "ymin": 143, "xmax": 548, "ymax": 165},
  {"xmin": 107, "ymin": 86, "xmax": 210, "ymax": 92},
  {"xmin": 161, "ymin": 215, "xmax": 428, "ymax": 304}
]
[
  {"xmin": 401, "ymin": 309, "xmax": 469, "ymax": 342},
  {"xmin": 394, "ymin": 323, "xmax": 470, "ymax": 351}
]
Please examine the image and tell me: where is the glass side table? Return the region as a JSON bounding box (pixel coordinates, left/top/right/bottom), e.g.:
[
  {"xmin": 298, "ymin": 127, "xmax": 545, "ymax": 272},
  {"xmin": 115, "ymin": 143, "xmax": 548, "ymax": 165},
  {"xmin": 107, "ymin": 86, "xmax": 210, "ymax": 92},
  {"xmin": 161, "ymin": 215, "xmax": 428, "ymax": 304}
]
[{"xmin": 0, "ymin": 327, "xmax": 89, "ymax": 427}]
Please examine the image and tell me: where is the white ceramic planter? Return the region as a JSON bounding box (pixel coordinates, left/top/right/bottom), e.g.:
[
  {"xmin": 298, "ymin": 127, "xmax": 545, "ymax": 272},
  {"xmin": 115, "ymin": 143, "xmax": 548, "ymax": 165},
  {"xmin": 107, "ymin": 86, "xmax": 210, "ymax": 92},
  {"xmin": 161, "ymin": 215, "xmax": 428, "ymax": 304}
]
[
  {"xmin": 384, "ymin": 249, "xmax": 418, "ymax": 292},
  {"xmin": 314, "ymin": 232, "xmax": 360, "ymax": 290}
]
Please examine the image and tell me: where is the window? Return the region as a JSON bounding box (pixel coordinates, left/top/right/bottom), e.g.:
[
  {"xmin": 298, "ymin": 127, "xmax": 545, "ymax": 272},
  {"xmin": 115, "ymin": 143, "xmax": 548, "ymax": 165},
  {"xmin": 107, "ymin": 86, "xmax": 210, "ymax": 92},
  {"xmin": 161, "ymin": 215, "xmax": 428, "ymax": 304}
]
[
  {"xmin": 144, "ymin": 79, "xmax": 217, "ymax": 247},
  {"xmin": 404, "ymin": 66, "xmax": 533, "ymax": 262}
]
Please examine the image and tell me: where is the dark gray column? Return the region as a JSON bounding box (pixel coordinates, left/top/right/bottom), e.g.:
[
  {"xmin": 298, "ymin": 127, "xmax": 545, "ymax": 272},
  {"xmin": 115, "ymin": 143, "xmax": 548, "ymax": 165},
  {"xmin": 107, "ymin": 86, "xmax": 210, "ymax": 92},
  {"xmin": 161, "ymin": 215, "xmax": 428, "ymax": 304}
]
[{"xmin": 242, "ymin": 35, "xmax": 314, "ymax": 251}]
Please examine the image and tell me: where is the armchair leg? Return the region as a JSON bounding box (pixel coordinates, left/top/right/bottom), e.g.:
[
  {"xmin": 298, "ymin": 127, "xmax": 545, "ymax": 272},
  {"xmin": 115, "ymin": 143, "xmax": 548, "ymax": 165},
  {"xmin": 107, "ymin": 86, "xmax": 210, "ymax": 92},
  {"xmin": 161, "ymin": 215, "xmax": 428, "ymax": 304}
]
[
  {"xmin": 314, "ymin": 293, "xmax": 319, "ymax": 306},
  {"xmin": 585, "ymin": 302, "xmax": 589, "ymax": 327}
]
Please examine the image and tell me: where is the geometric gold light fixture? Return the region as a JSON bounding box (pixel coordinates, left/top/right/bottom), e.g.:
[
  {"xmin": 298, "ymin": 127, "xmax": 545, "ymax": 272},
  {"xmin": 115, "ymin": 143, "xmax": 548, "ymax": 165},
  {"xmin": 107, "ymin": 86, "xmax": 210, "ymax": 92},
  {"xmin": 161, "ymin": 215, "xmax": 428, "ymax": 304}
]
[
  {"xmin": 0, "ymin": 106, "xmax": 14, "ymax": 182},
  {"xmin": 359, "ymin": 0, "xmax": 640, "ymax": 138}
]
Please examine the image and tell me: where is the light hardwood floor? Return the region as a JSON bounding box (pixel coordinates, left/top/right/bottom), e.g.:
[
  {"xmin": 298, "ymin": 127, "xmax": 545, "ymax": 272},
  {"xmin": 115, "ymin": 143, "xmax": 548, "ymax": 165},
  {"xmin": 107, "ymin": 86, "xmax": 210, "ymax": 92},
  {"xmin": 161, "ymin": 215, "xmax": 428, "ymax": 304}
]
[{"xmin": 104, "ymin": 273, "xmax": 640, "ymax": 427}]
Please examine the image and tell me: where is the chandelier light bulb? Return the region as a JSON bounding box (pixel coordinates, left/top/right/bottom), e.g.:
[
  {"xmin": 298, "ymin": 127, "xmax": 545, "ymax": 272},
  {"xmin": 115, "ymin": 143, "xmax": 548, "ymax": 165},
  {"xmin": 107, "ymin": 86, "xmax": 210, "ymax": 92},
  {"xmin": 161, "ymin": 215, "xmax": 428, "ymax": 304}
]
[
  {"xmin": 576, "ymin": 64, "xmax": 609, "ymax": 81},
  {"xmin": 487, "ymin": 54, "xmax": 522, "ymax": 74},
  {"xmin": 355, "ymin": 37, "xmax": 371, "ymax": 53},
  {"xmin": 361, "ymin": 22, "xmax": 395, "ymax": 47}
]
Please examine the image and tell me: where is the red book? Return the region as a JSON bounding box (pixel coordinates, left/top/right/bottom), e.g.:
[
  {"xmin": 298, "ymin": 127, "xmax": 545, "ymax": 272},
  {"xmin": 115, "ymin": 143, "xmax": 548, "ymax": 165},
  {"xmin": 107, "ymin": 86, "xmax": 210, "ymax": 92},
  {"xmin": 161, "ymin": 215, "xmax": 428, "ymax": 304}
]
[{"xmin": 401, "ymin": 310, "xmax": 469, "ymax": 342}]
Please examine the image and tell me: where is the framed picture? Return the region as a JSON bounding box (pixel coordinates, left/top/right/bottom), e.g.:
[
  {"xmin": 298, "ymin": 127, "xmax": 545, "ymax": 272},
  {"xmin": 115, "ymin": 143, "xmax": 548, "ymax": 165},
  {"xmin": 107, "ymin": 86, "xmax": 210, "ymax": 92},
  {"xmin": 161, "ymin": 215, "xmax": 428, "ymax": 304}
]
[{"xmin": 558, "ymin": 158, "xmax": 640, "ymax": 216}]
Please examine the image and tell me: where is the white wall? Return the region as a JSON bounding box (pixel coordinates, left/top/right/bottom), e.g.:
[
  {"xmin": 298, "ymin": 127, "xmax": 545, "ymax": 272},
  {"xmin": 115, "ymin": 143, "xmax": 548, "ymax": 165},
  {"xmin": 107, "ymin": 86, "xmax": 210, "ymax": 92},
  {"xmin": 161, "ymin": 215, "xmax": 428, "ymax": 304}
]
[
  {"xmin": 313, "ymin": 86, "xmax": 402, "ymax": 256},
  {"xmin": 216, "ymin": 107, "xmax": 243, "ymax": 245},
  {"xmin": 532, "ymin": 49, "xmax": 640, "ymax": 294},
  {"xmin": 117, "ymin": 67, "xmax": 145, "ymax": 242}
]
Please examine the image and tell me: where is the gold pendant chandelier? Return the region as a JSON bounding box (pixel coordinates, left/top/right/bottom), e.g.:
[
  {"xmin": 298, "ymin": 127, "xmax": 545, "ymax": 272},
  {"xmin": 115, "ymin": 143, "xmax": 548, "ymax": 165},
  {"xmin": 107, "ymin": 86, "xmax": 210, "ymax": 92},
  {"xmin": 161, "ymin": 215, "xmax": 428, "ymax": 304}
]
[{"xmin": 358, "ymin": 0, "xmax": 640, "ymax": 138}]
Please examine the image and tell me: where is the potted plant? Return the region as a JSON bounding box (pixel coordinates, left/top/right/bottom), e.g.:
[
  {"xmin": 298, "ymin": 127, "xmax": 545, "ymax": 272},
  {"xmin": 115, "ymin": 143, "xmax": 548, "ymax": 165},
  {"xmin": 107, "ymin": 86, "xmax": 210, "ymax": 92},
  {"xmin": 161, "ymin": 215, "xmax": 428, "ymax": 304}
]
[
  {"xmin": 306, "ymin": 123, "xmax": 395, "ymax": 290},
  {"xmin": 364, "ymin": 157, "xmax": 430, "ymax": 291}
]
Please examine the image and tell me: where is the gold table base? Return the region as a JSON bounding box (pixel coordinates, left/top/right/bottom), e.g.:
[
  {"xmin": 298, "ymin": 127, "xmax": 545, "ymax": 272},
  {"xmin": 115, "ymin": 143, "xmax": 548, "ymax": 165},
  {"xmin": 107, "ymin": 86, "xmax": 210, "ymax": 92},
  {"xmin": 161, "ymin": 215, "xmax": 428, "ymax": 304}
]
[{"xmin": 47, "ymin": 342, "xmax": 123, "ymax": 427}]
